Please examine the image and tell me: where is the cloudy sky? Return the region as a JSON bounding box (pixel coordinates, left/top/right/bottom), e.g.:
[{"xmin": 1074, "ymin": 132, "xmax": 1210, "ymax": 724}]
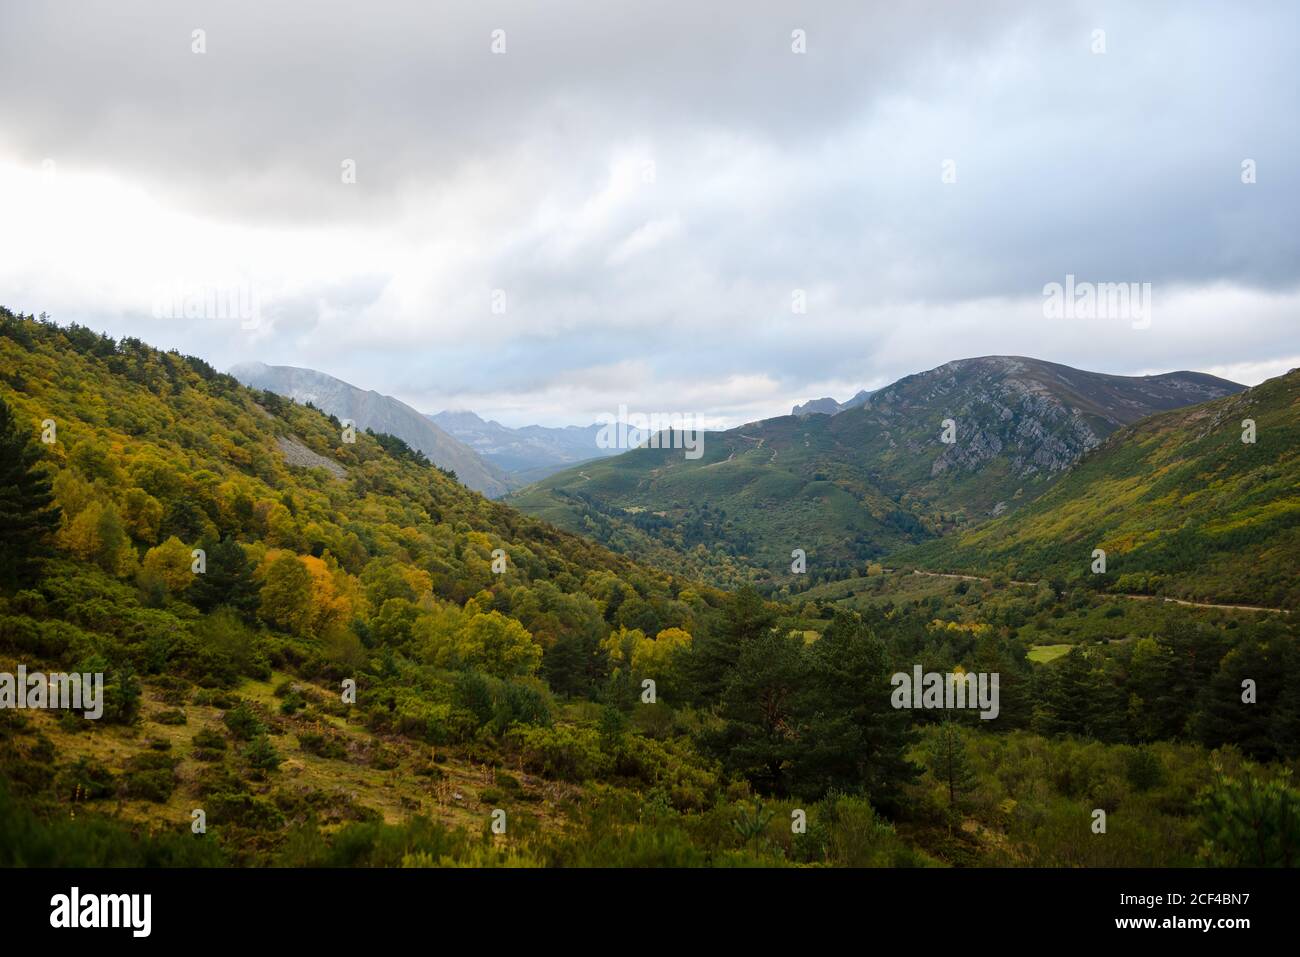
[{"xmin": 1, "ymin": 0, "xmax": 1297, "ymax": 427}]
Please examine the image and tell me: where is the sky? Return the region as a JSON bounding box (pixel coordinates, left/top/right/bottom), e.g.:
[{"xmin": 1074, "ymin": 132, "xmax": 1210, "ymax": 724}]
[{"xmin": 1, "ymin": 0, "xmax": 1297, "ymax": 428}]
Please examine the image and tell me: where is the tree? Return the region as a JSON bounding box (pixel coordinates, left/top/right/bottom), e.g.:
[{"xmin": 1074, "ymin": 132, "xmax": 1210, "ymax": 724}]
[
  {"xmin": 139, "ymin": 536, "xmax": 197, "ymax": 595},
  {"xmin": 794, "ymin": 611, "xmax": 917, "ymax": 809},
  {"xmin": 189, "ymin": 536, "xmax": 259, "ymax": 617},
  {"xmin": 258, "ymin": 553, "xmax": 315, "ymax": 635},
  {"xmin": 0, "ymin": 397, "xmax": 61, "ymax": 584},
  {"xmin": 682, "ymin": 584, "xmax": 775, "ymax": 703},
  {"xmin": 708, "ymin": 630, "xmax": 806, "ymax": 796},
  {"xmin": 455, "ymin": 611, "xmax": 542, "ymax": 678},
  {"xmin": 924, "ymin": 721, "xmax": 978, "ymax": 807},
  {"xmin": 242, "ymin": 734, "xmax": 283, "ymax": 778},
  {"xmin": 59, "ymin": 500, "xmax": 132, "ymax": 576},
  {"xmin": 1196, "ymin": 769, "xmax": 1300, "ymax": 867}
]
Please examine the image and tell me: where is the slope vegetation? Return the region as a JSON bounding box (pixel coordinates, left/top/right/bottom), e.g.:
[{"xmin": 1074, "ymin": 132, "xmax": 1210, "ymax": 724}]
[{"xmin": 900, "ymin": 369, "xmax": 1300, "ymax": 609}]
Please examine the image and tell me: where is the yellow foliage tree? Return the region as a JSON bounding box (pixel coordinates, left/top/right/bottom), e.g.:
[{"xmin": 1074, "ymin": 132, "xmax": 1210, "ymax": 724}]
[{"xmin": 141, "ymin": 536, "xmax": 196, "ymax": 594}]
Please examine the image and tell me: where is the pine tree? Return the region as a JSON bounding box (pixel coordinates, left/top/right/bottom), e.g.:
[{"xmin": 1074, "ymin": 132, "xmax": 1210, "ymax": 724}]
[
  {"xmin": 794, "ymin": 611, "xmax": 917, "ymax": 811},
  {"xmin": 0, "ymin": 397, "xmax": 61, "ymax": 585},
  {"xmin": 682, "ymin": 584, "xmax": 775, "ymax": 703},
  {"xmin": 189, "ymin": 535, "xmax": 259, "ymax": 618},
  {"xmin": 925, "ymin": 721, "xmax": 978, "ymax": 807},
  {"xmin": 708, "ymin": 629, "xmax": 806, "ymax": 795}
]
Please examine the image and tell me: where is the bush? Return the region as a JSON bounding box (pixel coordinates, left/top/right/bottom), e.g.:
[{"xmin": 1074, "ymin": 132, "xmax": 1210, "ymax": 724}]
[
  {"xmin": 122, "ymin": 752, "xmax": 178, "ymax": 803},
  {"xmin": 192, "ymin": 727, "xmax": 227, "ymax": 751},
  {"xmin": 506, "ymin": 724, "xmax": 612, "ymax": 782},
  {"xmin": 57, "ymin": 757, "xmax": 116, "ymax": 801},
  {"xmin": 242, "ymin": 735, "xmax": 283, "ymax": 775},
  {"xmin": 223, "ymin": 703, "xmax": 264, "ymax": 741},
  {"xmin": 154, "ymin": 709, "xmax": 187, "ymax": 725},
  {"xmin": 299, "ymin": 732, "xmax": 347, "ymax": 760},
  {"xmin": 206, "ymin": 791, "xmax": 286, "ymax": 830}
]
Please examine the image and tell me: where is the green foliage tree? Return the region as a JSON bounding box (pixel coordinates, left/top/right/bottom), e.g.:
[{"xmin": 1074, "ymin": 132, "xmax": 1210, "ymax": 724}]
[
  {"xmin": 794, "ymin": 612, "xmax": 917, "ymax": 810},
  {"xmin": 0, "ymin": 396, "xmax": 61, "ymax": 584},
  {"xmin": 1196, "ymin": 770, "xmax": 1300, "ymax": 867},
  {"xmin": 708, "ymin": 629, "xmax": 805, "ymax": 795},
  {"xmin": 190, "ymin": 536, "xmax": 259, "ymax": 618},
  {"xmin": 682, "ymin": 585, "xmax": 774, "ymax": 703},
  {"xmin": 924, "ymin": 721, "xmax": 978, "ymax": 807}
]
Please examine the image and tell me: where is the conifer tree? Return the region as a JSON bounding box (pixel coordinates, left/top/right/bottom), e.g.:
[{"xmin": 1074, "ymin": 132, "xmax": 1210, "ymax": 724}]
[
  {"xmin": 925, "ymin": 720, "xmax": 978, "ymax": 807},
  {"xmin": 0, "ymin": 396, "xmax": 61, "ymax": 585}
]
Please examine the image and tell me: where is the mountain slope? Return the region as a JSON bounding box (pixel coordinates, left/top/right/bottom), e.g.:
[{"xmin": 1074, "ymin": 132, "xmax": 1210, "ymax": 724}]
[
  {"xmin": 0, "ymin": 308, "xmax": 738, "ymax": 861},
  {"xmin": 428, "ymin": 409, "xmax": 622, "ymax": 481},
  {"xmin": 898, "ymin": 368, "xmax": 1300, "ymax": 609},
  {"xmin": 508, "ymin": 356, "xmax": 1244, "ymax": 586},
  {"xmin": 229, "ymin": 362, "xmax": 513, "ymax": 497}
]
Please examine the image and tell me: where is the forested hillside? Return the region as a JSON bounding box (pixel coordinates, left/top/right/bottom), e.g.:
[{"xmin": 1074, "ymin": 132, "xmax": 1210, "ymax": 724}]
[
  {"xmin": 1, "ymin": 310, "xmax": 1296, "ymax": 869},
  {"xmin": 900, "ymin": 369, "xmax": 1300, "ymax": 610}
]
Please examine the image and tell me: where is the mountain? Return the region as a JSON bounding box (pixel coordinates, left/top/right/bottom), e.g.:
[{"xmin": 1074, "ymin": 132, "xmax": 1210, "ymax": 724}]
[
  {"xmin": 792, "ymin": 388, "xmax": 874, "ymax": 417},
  {"xmin": 508, "ymin": 356, "xmax": 1244, "ymax": 586},
  {"xmin": 228, "ymin": 362, "xmax": 513, "ymax": 497},
  {"xmin": 898, "ymin": 367, "xmax": 1300, "ymax": 609},
  {"xmin": 428, "ymin": 409, "xmax": 623, "ymax": 481}
]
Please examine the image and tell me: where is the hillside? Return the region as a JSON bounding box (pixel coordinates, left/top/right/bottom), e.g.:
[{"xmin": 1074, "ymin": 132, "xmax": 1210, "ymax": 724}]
[
  {"xmin": 429, "ymin": 409, "xmax": 622, "ymax": 481},
  {"xmin": 898, "ymin": 368, "xmax": 1300, "ymax": 610},
  {"xmin": 509, "ymin": 357, "xmax": 1243, "ymax": 587},
  {"xmin": 228, "ymin": 362, "xmax": 513, "ymax": 498},
  {"xmin": 1, "ymin": 310, "xmax": 1297, "ymax": 871}
]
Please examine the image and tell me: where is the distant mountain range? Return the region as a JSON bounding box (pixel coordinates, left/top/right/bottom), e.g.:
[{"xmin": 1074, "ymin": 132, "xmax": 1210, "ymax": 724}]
[
  {"xmin": 507, "ymin": 356, "xmax": 1246, "ymax": 586},
  {"xmin": 427, "ymin": 410, "xmax": 623, "ymax": 482},
  {"xmin": 228, "ymin": 362, "xmax": 514, "ymax": 497}
]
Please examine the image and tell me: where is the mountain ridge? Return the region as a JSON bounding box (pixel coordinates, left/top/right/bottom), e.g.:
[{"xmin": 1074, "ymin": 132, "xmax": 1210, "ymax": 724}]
[
  {"xmin": 896, "ymin": 366, "xmax": 1300, "ymax": 608},
  {"xmin": 228, "ymin": 362, "xmax": 513, "ymax": 497},
  {"xmin": 508, "ymin": 355, "xmax": 1245, "ymax": 586}
]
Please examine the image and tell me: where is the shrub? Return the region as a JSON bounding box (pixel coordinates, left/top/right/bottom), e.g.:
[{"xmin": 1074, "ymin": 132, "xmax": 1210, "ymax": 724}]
[
  {"xmin": 58, "ymin": 757, "xmax": 116, "ymax": 801},
  {"xmin": 206, "ymin": 791, "xmax": 286, "ymax": 830},
  {"xmin": 222, "ymin": 703, "xmax": 264, "ymax": 741},
  {"xmin": 506, "ymin": 724, "xmax": 612, "ymax": 782},
  {"xmin": 192, "ymin": 727, "xmax": 227, "ymax": 751},
  {"xmin": 299, "ymin": 732, "xmax": 347, "ymax": 760},
  {"xmin": 242, "ymin": 735, "xmax": 283, "ymax": 775}
]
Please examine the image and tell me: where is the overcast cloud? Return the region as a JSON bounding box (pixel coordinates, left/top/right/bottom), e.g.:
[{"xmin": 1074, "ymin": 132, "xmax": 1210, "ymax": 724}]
[{"xmin": 1, "ymin": 0, "xmax": 1297, "ymax": 427}]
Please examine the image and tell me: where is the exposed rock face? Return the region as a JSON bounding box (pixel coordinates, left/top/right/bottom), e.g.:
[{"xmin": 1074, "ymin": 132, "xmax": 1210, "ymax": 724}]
[
  {"xmin": 872, "ymin": 355, "xmax": 1242, "ymax": 481},
  {"xmin": 275, "ymin": 435, "xmax": 347, "ymax": 479},
  {"xmin": 791, "ymin": 397, "xmax": 841, "ymax": 417}
]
